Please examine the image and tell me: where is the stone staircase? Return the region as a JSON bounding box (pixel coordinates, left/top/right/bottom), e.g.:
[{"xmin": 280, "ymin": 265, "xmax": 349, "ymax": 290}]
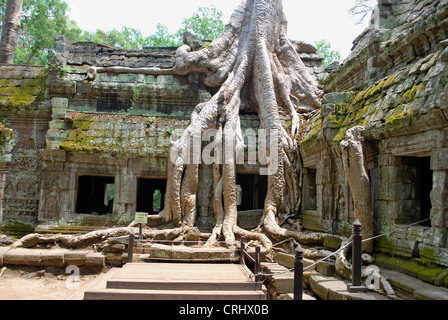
[{"xmin": 83, "ymin": 263, "xmax": 266, "ymax": 300}]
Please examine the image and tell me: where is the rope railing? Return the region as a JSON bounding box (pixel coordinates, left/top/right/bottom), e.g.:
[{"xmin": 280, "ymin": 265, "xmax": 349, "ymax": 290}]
[
  {"xmin": 291, "ymin": 218, "xmax": 432, "ymax": 300},
  {"xmin": 127, "ymin": 218, "xmax": 432, "ymax": 300},
  {"xmin": 297, "ymin": 218, "xmax": 432, "ymax": 272}
]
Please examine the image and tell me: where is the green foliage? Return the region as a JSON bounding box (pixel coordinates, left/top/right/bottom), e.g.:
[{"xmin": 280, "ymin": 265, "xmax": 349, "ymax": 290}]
[
  {"xmin": 315, "ymin": 39, "xmax": 341, "ymax": 67},
  {"xmin": 80, "ymin": 6, "xmax": 224, "ymax": 50},
  {"xmin": 177, "ymin": 6, "xmax": 225, "ymax": 41},
  {"xmin": 0, "ymin": 2, "xmax": 225, "ymax": 64},
  {"xmin": 0, "ymin": 0, "xmax": 84, "ymax": 65}
]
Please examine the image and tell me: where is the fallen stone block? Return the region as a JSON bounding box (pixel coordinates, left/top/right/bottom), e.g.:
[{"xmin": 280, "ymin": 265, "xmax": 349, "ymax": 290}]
[
  {"xmin": 316, "ymin": 261, "xmax": 336, "ymax": 276},
  {"xmin": 41, "ymin": 249, "xmax": 68, "ymax": 267},
  {"xmin": 85, "ymin": 252, "xmax": 105, "ymax": 267},
  {"xmin": 64, "ymin": 250, "xmax": 88, "ymax": 266},
  {"xmin": 275, "ymin": 251, "xmax": 315, "ymax": 271},
  {"xmin": 3, "ymin": 248, "xmax": 46, "ymax": 267},
  {"xmin": 105, "ymin": 253, "xmax": 124, "ymax": 266},
  {"xmin": 0, "ymin": 247, "xmax": 12, "ymax": 266}
]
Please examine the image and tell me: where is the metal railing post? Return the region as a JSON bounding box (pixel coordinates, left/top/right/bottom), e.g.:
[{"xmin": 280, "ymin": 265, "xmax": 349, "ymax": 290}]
[
  {"xmin": 128, "ymin": 233, "xmax": 135, "ymax": 263},
  {"xmin": 240, "ymin": 236, "xmax": 246, "ymax": 265},
  {"xmin": 254, "ymin": 246, "xmax": 261, "ymax": 282},
  {"xmin": 347, "ymin": 219, "xmax": 367, "ymax": 293},
  {"xmin": 294, "ymin": 244, "xmax": 303, "ymax": 300}
]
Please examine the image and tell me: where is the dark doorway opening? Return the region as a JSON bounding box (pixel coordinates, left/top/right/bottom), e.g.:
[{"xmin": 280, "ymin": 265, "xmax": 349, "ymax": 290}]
[
  {"xmin": 399, "ymin": 156, "xmax": 433, "ymax": 227},
  {"xmin": 137, "ymin": 178, "xmax": 167, "ymax": 215},
  {"xmin": 76, "ymin": 175, "xmax": 115, "ymax": 215},
  {"xmin": 236, "ymin": 174, "xmax": 268, "ymax": 211}
]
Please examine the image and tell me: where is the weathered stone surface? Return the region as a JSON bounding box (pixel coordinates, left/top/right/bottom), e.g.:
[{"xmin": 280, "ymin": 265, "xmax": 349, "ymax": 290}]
[
  {"xmin": 64, "ymin": 250, "xmax": 88, "ymax": 266},
  {"xmin": 316, "ymin": 261, "xmax": 336, "ymax": 276},
  {"xmin": 0, "ymin": 247, "xmax": 11, "ymax": 266},
  {"xmin": 382, "ymin": 269, "xmax": 448, "ymax": 300},
  {"xmin": 41, "ymin": 249, "xmax": 68, "ymax": 267},
  {"xmin": 300, "ymin": 0, "xmax": 448, "ymax": 269},
  {"xmin": 3, "ymin": 248, "xmax": 45, "ymax": 266},
  {"xmin": 323, "ymin": 235, "xmax": 343, "ymax": 251},
  {"xmin": 85, "ymin": 252, "xmax": 105, "ymax": 267},
  {"xmin": 308, "ymin": 273, "xmax": 389, "ymax": 300},
  {"xmin": 184, "ymin": 227, "xmax": 201, "ymax": 242}
]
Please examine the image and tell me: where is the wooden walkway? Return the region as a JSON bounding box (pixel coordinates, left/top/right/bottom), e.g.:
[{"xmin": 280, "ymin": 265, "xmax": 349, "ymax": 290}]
[{"xmin": 82, "ymin": 263, "xmax": 266, "ymax": 300}]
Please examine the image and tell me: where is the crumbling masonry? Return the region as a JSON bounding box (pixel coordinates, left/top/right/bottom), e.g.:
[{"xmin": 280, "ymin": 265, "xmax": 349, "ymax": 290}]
[{"xmin": 0, "ymin": 0, "xmax": 447, "ymax": 286}]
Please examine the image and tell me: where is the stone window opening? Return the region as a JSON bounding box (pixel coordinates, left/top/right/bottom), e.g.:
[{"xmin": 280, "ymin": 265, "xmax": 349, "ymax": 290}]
[
  {"xmin": 136, "ymin": 178, "xmax": 167, "ymax": 215},
  {"xmin": 235, "ymin": 174, "xmax": 267, "ymax": 212},
  {"xmin": 75, "ymin": 175, "xmax": 115, "ymax": 215},
  {"xmin": 396, "ymin": 156, "xmax": 432, "ymax": 227},
  {"xmin": 302, "ymin": 168, "xmax": 317, "ymax": 211}
]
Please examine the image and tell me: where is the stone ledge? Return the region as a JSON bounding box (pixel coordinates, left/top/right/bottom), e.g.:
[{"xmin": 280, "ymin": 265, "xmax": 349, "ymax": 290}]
[
  {"xmin": 0, "ymin": 248, "xmax": 106, "ymax": 268},
  {"xmin": 306, "ymin": 273, "xmax": 390, "ymax": 301},
  {"xmin": 381, "ymin": 269, "xmax": 448, "ymax": 300}
]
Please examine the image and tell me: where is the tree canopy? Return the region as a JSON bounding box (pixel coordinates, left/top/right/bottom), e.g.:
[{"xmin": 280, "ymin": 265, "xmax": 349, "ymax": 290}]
[
  {"xmin": 0, "ymin": 0, "xmax": 84, "ymax": 65},
  {"xmin": 315, "ymin": 39, "xmax": 341, "ymax": 67},
  {"xmin": 0, "ymin": 1, "xmax": 226, "ymax": 64}
]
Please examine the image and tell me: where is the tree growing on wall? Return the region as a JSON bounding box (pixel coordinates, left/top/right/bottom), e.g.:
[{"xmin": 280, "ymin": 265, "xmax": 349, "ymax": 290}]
[
  {"xmin": 10, "ymin": 0, "xmax": 325, "ymax": 252},
  {"xmin": 141, "ymin": 0, "xmax": 324, "ymax": 249},
  {"xmin": 0, "ymin": 0, "xmax": 22, "ymax": 64},
  {"xmin": 340, "ymin": 126, "xmax": 373, "ymax": 252}
]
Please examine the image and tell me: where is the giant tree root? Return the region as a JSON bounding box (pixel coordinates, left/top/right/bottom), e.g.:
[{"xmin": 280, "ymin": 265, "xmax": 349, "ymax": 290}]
[
  {"xmin": 136, "ymin": 0, "xmax": 323, "ymax": 250},
  {"xmin": 11, "ymin": 226, "xmax": 186, "ymax": 249}
]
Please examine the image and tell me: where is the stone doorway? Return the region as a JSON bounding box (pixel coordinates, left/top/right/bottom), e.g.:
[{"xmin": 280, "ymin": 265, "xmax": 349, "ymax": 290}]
[
  {"xmin": 235, "ymin": 174, "xmax": 267, "ymax": 212},
  {"xmin": 136, "ymin": 178, "xmax": 167, "ymax": 215},
  {"xmin": 75, "ymin": 175, "xmax": 115, "ymax": 215}
]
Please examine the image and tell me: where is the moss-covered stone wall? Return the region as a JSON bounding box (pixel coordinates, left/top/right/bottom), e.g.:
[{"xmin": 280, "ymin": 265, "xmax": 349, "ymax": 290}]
[{"xmin": 299, "ymin": 0, "xmax": 448, "ymax": 270}]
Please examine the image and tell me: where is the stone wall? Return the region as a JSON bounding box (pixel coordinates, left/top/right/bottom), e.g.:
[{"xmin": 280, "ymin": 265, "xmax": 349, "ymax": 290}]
[
  {"xmin": 300, "ymin": 0, "xmax": 448, "ymax": 268},
  {"xmin": 326, "ymin": 0, "xmax": 448, "ymax": 92},
  {"xmin": 0, "ymin": 66, "xmax": 51, "ymax": 236}
]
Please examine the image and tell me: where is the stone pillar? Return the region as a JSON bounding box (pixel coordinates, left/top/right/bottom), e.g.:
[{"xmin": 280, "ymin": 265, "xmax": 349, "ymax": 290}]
[{"xmin": 430, "ymin": 148, "xmax": 448, "ymax": 247}]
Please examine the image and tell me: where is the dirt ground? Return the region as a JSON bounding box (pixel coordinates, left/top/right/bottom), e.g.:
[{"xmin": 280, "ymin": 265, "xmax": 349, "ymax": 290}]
[{"xmin": 0, "ymin": 265, "xmax": 102, "ymax": 300}]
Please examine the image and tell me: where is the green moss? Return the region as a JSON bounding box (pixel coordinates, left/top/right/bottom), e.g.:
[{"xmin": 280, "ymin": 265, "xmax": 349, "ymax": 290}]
[
  {"xmin": 0, "ymin": 220, "xmax": 35, "ymax": 238},
  {"xmin": 375, "ymin": 254, "xmax": 426, "ymax": 278},
  {"xmin": 0, "ymin": 121, "xmax": 14, "ymax": 147},
  {"xmin": 300, "ymin": 117, "xmax": 322, "ymax": 149},
  {"xmin": 382, "ymin": 73, "xmax": 397, "ymax": 89},
  {"xmin": 419, "ymin": 248, "xmax": 437, "ymax": 265},
  {"xmin": 417, "ymin": 268, "xmax": 446, "ymax": 284},
  {"xmin": 0, "ymin": 70, "xmax": 48, "ymax": 112}
]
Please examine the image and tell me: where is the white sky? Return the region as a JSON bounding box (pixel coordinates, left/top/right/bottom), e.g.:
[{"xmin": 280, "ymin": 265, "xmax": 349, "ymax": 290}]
[{"xmin": 64, "ymin": 0, "xmax": 373, "ymax": 60}]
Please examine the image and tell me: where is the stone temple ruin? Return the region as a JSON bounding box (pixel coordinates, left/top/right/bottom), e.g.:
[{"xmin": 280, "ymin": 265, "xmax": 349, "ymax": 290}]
[{"xmin": 1, "ymin": 0, "xmax": 448, "ymax": 294}]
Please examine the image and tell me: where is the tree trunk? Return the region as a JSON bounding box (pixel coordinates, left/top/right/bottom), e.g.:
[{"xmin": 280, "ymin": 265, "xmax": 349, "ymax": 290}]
[
  {"xmin": 146, "ymin": 0, "xmax": 323, "ymax": 249},
  {"xmin": 0, "ymin": 0, "xmax": 23, "ymax": 64},
  {"xmin": 340, "ymin": 126, "xmax": 373, "ymax": 252}
]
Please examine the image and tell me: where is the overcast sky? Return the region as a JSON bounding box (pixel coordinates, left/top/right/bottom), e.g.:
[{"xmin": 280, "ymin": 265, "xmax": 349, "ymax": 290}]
[{"xmin": 64, "ymin": 0, "xmax": 374, "ymax": 60}]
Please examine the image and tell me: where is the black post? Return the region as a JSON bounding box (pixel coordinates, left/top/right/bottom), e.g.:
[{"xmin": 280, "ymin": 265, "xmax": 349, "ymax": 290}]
[
  {"xmin": 128, "ymin": 233, "xmax": 135, "ymax": 263},
  {"xmin": 240, "ymin": 236, "xmax": 246, "ymax": 264},
  {"xmin": 347, "ymin": 219, "xmax": 367, "ymax": 293},
  {"xmin": 139, "ymin": 223, "xmax": 143, "ymax": 240},
  {"xmin": 255, "ymin": 246, "xmax": 261, "ymax": 282},
  {"xmin": 294, "ymin": 244, "xmax": 303, "ymax": 300}
]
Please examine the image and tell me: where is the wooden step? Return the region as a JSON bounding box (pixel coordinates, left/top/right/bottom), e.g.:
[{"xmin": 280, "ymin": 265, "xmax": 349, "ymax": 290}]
[
  {"xmin": 106, "ymin": 279, "xmax": 263, "ymax": 291},
  {"xmin": 84, "ymin": 288, "xmax": 266, "ymax": 300},
  {"xmin": 83, "ymin": 262, "xmax": 266, "ymax": 300}
]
